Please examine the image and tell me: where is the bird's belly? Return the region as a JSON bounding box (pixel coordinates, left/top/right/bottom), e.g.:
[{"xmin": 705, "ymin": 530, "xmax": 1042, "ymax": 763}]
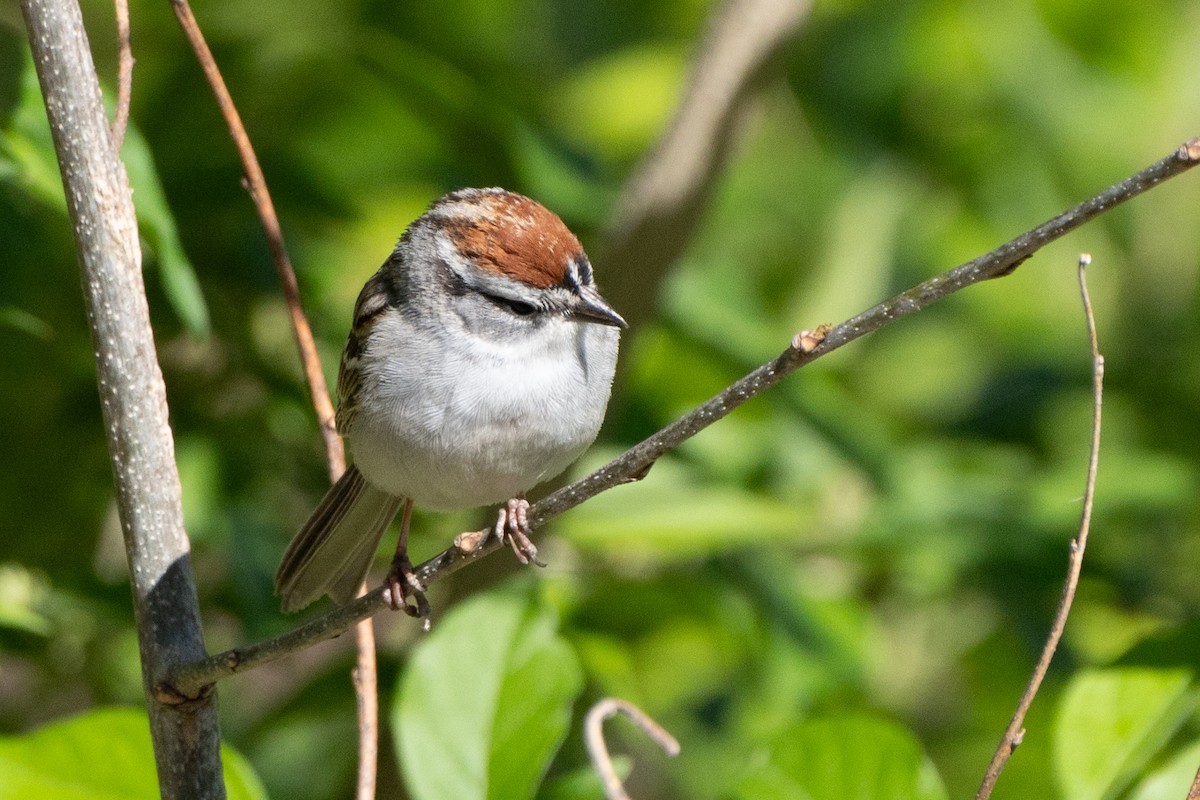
[
  {"xmin": 346, "ymin": 349, "xmax": 609, "ymax": 510},
  {"xmin": 350, "ymin": 411, "xmax": 591, "ymax": 510}
]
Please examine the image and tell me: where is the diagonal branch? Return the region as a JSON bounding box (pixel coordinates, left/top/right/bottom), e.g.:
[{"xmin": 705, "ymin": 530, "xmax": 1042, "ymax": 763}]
[{"xmin": 166, "ymin": 137, "xmax": 1200, "ymax": 700}]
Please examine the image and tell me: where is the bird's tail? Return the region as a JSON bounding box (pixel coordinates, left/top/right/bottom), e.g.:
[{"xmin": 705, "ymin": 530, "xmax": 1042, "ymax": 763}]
[{"xmin": 275, "ymin": 464, "xmax": 403, "ymax": 612}]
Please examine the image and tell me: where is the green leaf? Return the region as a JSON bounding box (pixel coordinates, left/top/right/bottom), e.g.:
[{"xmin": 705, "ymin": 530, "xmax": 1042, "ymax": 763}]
[
  {"xmin": 551, "ymin": 44, "xmax": 686, "ymax": 160},
  {"xmin": 119, "ymin": 122, "xmax": 211, "ymax": 335},
  {"xmin": 224, "ymin": 745, "xmax": 272, "ymax": 800},
  {"xmin": 0, "ymin": 707, "xmax": 268, "ymax": 800},
  {"xmin": 536, "ymin": 758, "xmax": 631, "ymax": 800},
  {"xmin": 0, "ymin": 307, "xmax": 54, "ymax": 342},
  {"xmin": 394, "ymin": 583, "xmax": 584, "ymax": 800},
  {"xmin": 0, "ymin": 563, "xmax": 50, "ymax": 636},
  {"xmin": 0, "ymin": 54, "xmax": 68, "ymax": 212},
  {"xmin": 1054, "ymin": 667, "xmax": 1196, "ymax": 800},
  {"xmin": 1127, "ymin": 738, "xmax": 1200, "ymax": 800},
  {"xmin": 731, "ymin": 715, "xmax": 948, "ymax": 800},
  {"xmin": 1, "ymin": 49, "xmax": 209, "ymax": 335}
]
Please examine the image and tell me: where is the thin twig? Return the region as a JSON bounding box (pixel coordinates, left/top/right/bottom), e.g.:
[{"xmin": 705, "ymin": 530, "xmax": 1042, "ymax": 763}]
[
  {"xmin": 168, "ymin": 2, "xmax": 371, "ymax": 794},
  {"xmin": 975, "ymin": 254, "xmax": 1105, "ymax": 800},
  {"xmin": 352, "ymin": 587, "xmax": 378, "ymax": 800},
  {"xmin": 166, "ymin": 138, "xmax": 1200, "ymax": 699},
  {"xmin": 585, "ymin": 698, "xmax": 680, "ymax": 800},
  {"xmin": 169, "ymin": 0, "xmax": 343, "ymax": 476},
  {"xmin": 110, "ymin": 0, "xmax": 133, "ymax": 148}
]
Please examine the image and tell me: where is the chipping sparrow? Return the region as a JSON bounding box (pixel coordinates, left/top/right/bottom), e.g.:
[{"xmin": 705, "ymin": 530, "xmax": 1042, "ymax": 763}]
[{"xmin": 275, "ymin": 188, "xmax": 626, "ymax": 616}]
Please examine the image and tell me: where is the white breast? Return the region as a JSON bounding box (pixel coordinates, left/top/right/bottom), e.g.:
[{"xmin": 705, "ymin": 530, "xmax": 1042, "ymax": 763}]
[{"xmin": 347, "ymin": 312, "xmax": 618, "ymax": 511}]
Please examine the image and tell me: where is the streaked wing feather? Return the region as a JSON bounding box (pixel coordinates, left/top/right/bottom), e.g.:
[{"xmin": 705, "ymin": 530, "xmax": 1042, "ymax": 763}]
[{"xmin": 335, "ymin": 266, "xmax": 396, "ymax": 436}]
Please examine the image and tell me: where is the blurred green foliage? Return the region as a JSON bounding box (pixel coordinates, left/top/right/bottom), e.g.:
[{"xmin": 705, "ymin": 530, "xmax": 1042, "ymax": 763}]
[
  {"xmin": 0, "ymin": 707, "xmax": 267, "ymax": 800},
  {"xmin": 2, "ymin": 0, "xmax": 1200, "ymax": 798}
]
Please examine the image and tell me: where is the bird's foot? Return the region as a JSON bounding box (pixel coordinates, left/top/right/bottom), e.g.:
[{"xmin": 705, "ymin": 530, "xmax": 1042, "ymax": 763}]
[
  {"xmin": 494, "ymin": 497, "xmax": 545, "ymax": 567},
  {"xmin": 384, "ymin": 553, "xmax": 429, "ymax": 618}
]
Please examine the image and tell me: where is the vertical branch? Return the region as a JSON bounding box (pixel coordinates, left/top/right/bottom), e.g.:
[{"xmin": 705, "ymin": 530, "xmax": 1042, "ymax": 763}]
[
  {"xmin": 20, "ymin": 0, "xmax": 223, "ymax": 797},
  {"xmin": 353, "ymin": 621, "xmax": 380, "ymax": 800},
  {"xmin": 975, "ymin": 254, "xmax": 1104, "ymax": 800}
]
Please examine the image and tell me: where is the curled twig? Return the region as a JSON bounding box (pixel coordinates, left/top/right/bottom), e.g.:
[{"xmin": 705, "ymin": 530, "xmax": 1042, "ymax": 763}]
[
  {"xmin": 585, "ymin": 698, "xmax": 680, "ymax": 800},
  {"xmin": 974, "ymin": 254, "xmax": 1104, "ymax": 800},
  {"xmin": 166, "ymin": 139, "xmax": 1200, "ymax": 699}
]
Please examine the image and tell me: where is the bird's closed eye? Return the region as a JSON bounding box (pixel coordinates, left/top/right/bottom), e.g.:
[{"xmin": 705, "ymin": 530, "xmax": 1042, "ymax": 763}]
[{"xmin": 484, "ymin": 292, "xmax": 538, "ymax": 317}]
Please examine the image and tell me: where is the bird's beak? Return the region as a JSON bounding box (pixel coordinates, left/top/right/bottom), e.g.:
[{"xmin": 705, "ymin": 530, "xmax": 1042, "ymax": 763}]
[{"xmin": 571, "ymin": 285, "xmax": 628, "ymax": 329}]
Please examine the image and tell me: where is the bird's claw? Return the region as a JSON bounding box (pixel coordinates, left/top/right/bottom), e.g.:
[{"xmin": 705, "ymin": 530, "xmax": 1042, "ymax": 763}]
[
  {"xmin": 493, "ymin": 497, "xmax": 545, "ymax": 567},
  {"xmin": 384, "ymin": 555, "xmax": 429, "ymax": 618}
]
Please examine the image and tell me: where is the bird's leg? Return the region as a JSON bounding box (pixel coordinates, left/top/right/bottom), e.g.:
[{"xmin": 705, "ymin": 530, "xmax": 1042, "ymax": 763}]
[
  {"xmin": 384, "ymin": 498, "xmax": 429, "ymax": 617},
  {"xmin": 493, "ymin": 495, "xmax": 545, "ymax": 567}
]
